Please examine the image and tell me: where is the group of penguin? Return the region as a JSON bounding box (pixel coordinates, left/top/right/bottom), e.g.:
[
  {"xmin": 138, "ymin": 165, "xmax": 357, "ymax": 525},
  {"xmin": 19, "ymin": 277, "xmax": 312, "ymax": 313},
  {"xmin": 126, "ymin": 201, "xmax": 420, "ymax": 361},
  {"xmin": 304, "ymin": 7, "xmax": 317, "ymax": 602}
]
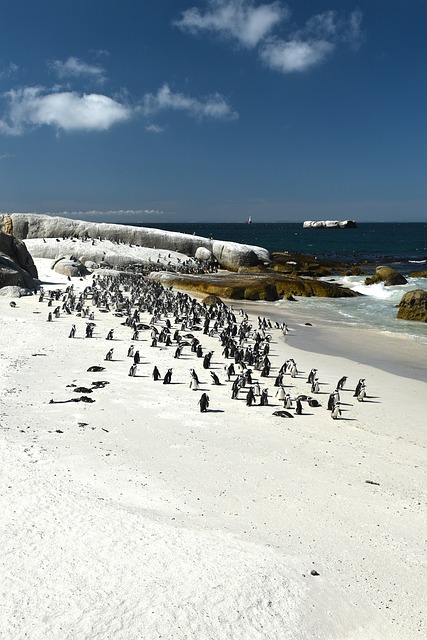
[{"xmin": 39, "ymin": 271, "xmax": 369, "ymax": 421}]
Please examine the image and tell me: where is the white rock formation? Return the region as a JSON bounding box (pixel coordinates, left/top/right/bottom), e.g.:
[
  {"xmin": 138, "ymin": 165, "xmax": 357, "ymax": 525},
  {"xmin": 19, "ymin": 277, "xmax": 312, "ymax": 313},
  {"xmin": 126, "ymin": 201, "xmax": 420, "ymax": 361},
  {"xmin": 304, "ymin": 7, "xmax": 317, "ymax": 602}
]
[{"xmin": 1, "ymin": 214, "xmax": 271, "ymax": 271}]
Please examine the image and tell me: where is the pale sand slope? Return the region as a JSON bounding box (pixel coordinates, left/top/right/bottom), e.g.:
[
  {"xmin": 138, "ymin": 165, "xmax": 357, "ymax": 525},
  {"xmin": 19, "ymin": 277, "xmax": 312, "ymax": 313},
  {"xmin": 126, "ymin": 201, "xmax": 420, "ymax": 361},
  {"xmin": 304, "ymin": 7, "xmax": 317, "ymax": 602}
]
[{"xmin": 0, "ymin": 259, "xmax": 425, "ymax": 640}]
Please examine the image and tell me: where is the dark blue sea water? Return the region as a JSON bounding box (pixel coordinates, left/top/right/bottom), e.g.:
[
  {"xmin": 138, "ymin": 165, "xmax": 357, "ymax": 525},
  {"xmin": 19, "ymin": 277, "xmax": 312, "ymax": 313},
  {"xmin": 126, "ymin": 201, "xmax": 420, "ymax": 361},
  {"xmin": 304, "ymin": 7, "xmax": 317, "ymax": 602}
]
[{"xmin": 135, "ymin": 222, "xmax": 427, "ymax": 265}]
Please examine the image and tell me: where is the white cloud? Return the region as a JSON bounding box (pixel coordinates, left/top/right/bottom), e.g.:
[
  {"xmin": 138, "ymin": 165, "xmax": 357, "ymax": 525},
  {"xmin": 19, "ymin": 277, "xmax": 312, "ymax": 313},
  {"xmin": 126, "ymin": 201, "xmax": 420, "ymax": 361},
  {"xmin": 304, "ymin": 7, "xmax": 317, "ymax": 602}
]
[
  {"xmin": 174, "ymin": 0, "xmax": 286, "ymax": 48},
  {"xmin": 145, "ymin": 123, "xmax": 166, "ymax": 134},
  {"xmin": 49, "ymin": 56, "xmax": 106, "ymax": 81},
  {"xmin": 142, "ymin": 83, "xmax": 238, "ymax": 121},
  {"xmin": 0, "ymin": 87, "xmax": 132, "ymax": 135},
  {"xmin": 260, "ymin": 9, "xmax": 364, "ymax": 73},
  {"xmin": 260, "ymin": 38, "xmax": 334, "ymax": 72}
]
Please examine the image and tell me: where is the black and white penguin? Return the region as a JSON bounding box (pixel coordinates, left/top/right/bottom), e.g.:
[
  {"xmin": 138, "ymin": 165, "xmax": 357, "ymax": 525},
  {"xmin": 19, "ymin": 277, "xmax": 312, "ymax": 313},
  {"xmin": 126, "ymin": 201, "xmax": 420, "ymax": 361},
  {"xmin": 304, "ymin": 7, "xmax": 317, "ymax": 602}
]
[
  {"xmin": 210, "ymin": 372, "xmax": 221, "ymax": 386},
  {"xmin": 295, "ymin": 398, "xmax": 302, "ymax": 415},
  {"xmin": 337, "ymin": 376, "xmax": 347, "ymax": 390},
  {"xmin": 331, "ymin": 404, "xmax": 342, "ymax": 419},
  {"xmin": 198, "ymin": 392, "xmax": 210, "ymax": 412},
  {"xmin": 163, "ymin": 368, "xmax": 173, "ymax": 384},
  {"xmin": 152, "ymin": 366, "xmax": 161, "ymax": 381},
  {"xmin": 354, "ymin": 378, "xmax": 365, "ymax": 397}
]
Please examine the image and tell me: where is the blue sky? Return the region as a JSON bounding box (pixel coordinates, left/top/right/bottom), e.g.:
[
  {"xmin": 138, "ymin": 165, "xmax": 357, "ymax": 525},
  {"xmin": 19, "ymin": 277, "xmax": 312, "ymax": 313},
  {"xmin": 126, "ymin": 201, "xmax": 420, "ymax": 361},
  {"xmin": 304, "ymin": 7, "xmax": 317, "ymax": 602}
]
[{"xmin": 0, "ymin": 0, "xmax": 426, "ymax": 223}]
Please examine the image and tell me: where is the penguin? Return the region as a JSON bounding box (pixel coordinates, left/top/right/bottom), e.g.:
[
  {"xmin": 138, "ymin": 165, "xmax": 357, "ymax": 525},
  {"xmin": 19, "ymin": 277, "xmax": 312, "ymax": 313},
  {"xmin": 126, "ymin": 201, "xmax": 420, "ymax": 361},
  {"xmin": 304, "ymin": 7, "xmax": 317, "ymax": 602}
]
[
  {"xmin": 327, "ymin": 393, "xmax": 336, "ymax": 411},
  {"xmin": 106, "ymin": 329, "xmax": 114, "ymax": 340},
  {"xmin": 198, "ymin": 392, "xmax": 210, "ymax": 412},
  {"xmin": 105, "ymin": 348, "xmax": 114, "ymax": 361},
  {"xmin": 284, "ymin": 394, "xmax": 293, "ymax": 409},
  {"xmin": 163, "ymin": 368, "xmax": 173, "ymax": 384},
  {"xmin": 307, "ymin": 368, "xmax": 317, "ymax": 384},
  {"xmin": 152, "ymin": 366, "xmax": 161, "ymax": 381},
  {"xmin": 210, "ymin": 372, "xmax": 221, "ymax": 385},
  {"xmin": 127, "ymin": 345, "xmax": 135, "ymax": 358},
  {"xmin": 295, "ymin": 398, "xmax": 302, "ymax": 415},
  {"xmin": 246, "ymin": 387, "xmax": 255, "ymax": 407},
  {"xmin": 276, "ymin": 385, "xmax": 286, "ymax": 401},
  {"xmin": 129, "ymin": 364, "xmax": 137, "ymax": 377},
  {"xmin": 357, "ymin": 386, "xmax": 366, "ymax": 402},
  {"xmin": 260, "ymin": 389, "xmax": 268, "ymax": 406},
  {"xmin": 331, "ymin": 404, "xmax": 342, "ymax": 419},
  {"xmin": 69, "ymin": 324, "xmax": 76, "ymax": 338},
  {"xmin": 133, "ymin": 351, "xmax": 140, "ymax": 365},
  {"xmin": 354, "ymin": 378, "xmax": 365, "ymax": 397},
  {"xmin": 337, "ymin": 376, "xmax": 347, "ymax": 390}
]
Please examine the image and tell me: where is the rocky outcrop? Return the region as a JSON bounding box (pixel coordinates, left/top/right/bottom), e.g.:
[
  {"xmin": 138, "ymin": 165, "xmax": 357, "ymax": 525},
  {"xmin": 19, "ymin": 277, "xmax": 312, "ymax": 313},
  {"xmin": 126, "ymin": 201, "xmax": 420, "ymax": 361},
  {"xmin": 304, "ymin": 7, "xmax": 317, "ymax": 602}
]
[
  {"xmin": 0, "ymin": 229, "xmax": 38, "ymax": 289},
  {"xmin": 149, "ymin": 272, "xmax": 361, "ymax": 302},
  {"xmin": 397, "ymin": 289, "xmax": 427, "ymax": 322},
  {"xmin": 1, "ymin": 213, "xmax": 270, "ymax": 271},
  {"xmin": 303, "ymin": 220, "xmax": 357, "ymax": 229},
  {"xmin": 365, "ymin": 266, "xmax": 407, "ymax": 287}
]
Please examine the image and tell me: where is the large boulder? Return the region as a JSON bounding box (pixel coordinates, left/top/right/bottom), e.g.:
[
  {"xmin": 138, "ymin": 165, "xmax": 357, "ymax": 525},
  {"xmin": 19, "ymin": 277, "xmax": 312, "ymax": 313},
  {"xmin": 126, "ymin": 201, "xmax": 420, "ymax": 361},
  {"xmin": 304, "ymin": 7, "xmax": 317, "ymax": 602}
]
[
  {"xmin": 0, "ymin": 229, "xmax": 38, "ymax": 289},
  {"xmin": 397, "ymin": 289, "xmax": 427, "ymax": 322},
  {"xmin": 365, "ymin": 266, "xmax": 407, "ymax": 286},
  {"xmin": 51, "ymin": 257, "xmax": 89, "ymax": 277},
  {"xmin": 1, "ymin": 213, "xmax": 270, "ymax": 271}
]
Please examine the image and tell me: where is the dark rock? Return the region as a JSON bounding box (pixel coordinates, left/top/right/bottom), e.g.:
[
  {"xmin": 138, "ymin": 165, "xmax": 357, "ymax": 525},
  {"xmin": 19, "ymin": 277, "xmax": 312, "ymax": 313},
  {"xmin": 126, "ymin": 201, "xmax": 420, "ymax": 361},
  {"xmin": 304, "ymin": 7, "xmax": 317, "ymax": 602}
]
[
  {"xmin": 0, "ymin": 229, "xmax": 38, "ymax": 289},
  {"xmin": 397, "ymin": 289, "xmax": 427, "ymax": 322},
  {"xmin": 365, "ymin": 266, "xmax": 407, "ymax": 286}
]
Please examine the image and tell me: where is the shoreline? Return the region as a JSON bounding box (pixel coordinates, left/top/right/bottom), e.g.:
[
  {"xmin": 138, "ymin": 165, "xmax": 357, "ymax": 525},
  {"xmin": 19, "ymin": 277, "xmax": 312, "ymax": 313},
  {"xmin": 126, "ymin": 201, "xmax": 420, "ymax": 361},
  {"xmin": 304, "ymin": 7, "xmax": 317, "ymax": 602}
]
[
  {"xmin": 236, "ymin": 299, "xmax": 427, "ymax": 382},
  {"xmin": 1, "ymin": 261, "xmax": 425, "ymax": 639}
]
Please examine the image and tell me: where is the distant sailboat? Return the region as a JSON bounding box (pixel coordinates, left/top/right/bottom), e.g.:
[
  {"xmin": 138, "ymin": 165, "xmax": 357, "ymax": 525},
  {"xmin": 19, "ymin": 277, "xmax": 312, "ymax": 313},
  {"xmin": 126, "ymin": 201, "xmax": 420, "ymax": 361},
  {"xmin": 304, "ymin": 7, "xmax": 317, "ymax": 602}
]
[{"xmin": 246, "ymin": 215, "xmax": 252, "ymax": 224}]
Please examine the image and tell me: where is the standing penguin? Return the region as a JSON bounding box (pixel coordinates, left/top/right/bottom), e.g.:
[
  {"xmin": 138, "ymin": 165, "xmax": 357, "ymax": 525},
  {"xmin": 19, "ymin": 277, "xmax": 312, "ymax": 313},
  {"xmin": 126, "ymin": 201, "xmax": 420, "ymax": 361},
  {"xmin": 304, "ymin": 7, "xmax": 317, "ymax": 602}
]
[
  {"xmin": 210, "ymin": 372, "xmax": 221, "ymax": 386},
  {"xmin": 163, "ymin": 368, "xmax": 173, "ymax": 384},
  {"xmin": 331, "ymin": 404, "xmax": 342, "ymax": 419},
  {"xmin": 152, "ymin": 366, "xmax": 161, "ymax": 381},
  {"xmin": 105, "ymin": 348, "xmax": 114, "ymax": 361},
  {"xmin": 295, "ymin": 398, "xmax": 303, "ymax": 415},
  {"xmin": 327, "ymin": 393, "xmax": 336, "ymax": 411},
  {"xmin": 133, "ymin": 351, "xmax": 140, "ymax": 365},
  {"xmin": 337, "ymin": 376, "xmax": 347, "ymax": 390},
  {"xmin": 260, "ymin": 389, "xmax": 269, "ymax": 406},
  {"xmin": 198, "ymin": 392, "xmax": 210, "ymax": 412},
  {"xmin": 307, "ymin": 368, "xmax": 317, "ymax": 385},
  {"xmin": 246, "ymin": 387, "xmax": 255, "ymax": 407},
  {"xmin": 190, "ymin": 369, "xmax": 200, "ymax": 390},
  {"xmin": 357, "ymin": 385, "xmax": 366, "ymax": 402},
  {"xmin": 354, "ymin": 378, "xmax": 365, "ymax": 397}
]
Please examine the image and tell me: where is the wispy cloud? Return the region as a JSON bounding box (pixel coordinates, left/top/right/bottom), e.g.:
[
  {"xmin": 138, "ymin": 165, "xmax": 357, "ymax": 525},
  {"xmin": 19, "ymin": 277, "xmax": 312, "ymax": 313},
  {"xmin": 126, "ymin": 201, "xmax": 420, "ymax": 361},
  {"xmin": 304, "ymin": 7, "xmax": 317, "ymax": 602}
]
[
  {"xmin": 260, "ymin": 9, "xmax": 363, "ymax": 73},
  {"xmin": 0, "ymin": 87, "xmax": 132, "ymax": 135},
  {"xmin": 0, "ymin": 62, "xmax": 19, "ymax": 80},
  {"xmin": 145, "ymin": 123, "xmax": 166, "ymax": 134},
  {"xmin": 48, "ymin": 56, "xmax": 106, "ymax": 82},
  {"xmin": 174, "ymin": 0, "xmax": 286, "ymax": 48},
  {"xmin": 142, "ymin": 83, "xmax": 238, "ymax": 121},
  {"xmin": 176, "ymin": 3, "xmax": 364, "ymax": 73}
]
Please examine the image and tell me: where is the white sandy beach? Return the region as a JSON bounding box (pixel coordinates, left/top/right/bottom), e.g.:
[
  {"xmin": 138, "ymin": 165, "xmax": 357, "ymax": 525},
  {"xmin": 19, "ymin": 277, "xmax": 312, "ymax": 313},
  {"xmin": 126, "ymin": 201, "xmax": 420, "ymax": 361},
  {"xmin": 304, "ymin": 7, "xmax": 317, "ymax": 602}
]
[{"xmin": 1, "ymin": 259, "xmax": 426, "ymax": 640}]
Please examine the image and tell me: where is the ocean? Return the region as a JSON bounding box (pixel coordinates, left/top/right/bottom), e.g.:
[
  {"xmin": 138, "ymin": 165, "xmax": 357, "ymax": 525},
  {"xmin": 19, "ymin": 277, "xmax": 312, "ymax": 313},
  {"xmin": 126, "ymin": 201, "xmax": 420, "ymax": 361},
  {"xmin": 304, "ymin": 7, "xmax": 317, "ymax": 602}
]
[{"xmin": 134, "ymin": 222, "xmax": 427, "ymax": 345}]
